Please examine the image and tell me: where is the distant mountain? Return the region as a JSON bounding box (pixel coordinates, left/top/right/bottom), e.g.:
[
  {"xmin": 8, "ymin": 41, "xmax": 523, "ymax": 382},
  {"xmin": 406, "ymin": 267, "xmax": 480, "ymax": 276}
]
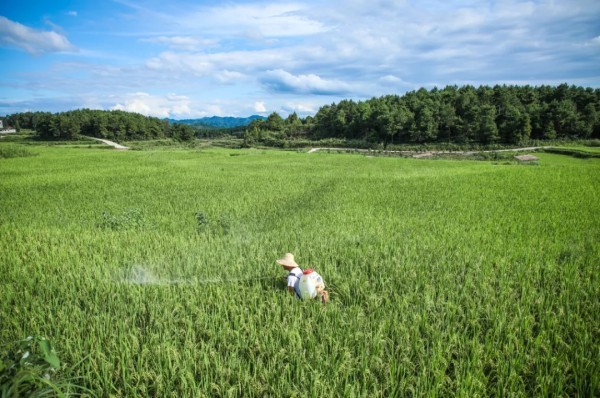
[{"xmin": 167, "ymin": 115, "xmax": 266, "ymax": 129}]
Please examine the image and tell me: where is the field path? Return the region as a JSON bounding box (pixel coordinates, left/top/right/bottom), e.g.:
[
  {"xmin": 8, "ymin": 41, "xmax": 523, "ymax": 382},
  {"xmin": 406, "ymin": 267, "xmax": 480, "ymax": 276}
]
[
  {"xmin": 307, "ymin": 146, "xmax": 550, "ymax": 156},
  {"xmin": 87, "ymin": 137, "xmax": 129, "ymax": 150}
]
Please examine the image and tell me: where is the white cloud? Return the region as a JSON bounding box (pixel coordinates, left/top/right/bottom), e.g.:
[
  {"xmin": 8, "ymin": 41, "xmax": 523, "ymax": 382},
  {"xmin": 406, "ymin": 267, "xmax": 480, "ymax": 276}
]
[
  {"xmin": 0, "ymin": 16, "xmax": 75, "ymax": 54},
  {"xmin": 145, "ymin": 48, "xmax": 297, "ymax": 77},
  {"xmin": 262, "ymin": 69, "xmax": 352, "ymax": 95},
  {"xmin": 3, "ymin": 0, "xmax": 600, "ymax": 118},
  {"xmin": 254, "ymin": 101, "xmax": 267, "ymax": 113},
  {"xmin": 187, "ymin": 3, "xmax": 329, "ymax": 38},
  {"xmin": 142, "ymin": 36, "xmax": 218, "ymax": 51},
  {"xmin": 137, "ymin": 0, "xmax": 600, "ymax": 96},
  {"xmin": 146, "ymin": 51, "xmax": 214, "ymax": 76},
  {"xmin": 112, "ymin": 92, "xmax": 192, "ymax": 118},
  {"xmin": 379, "ymin": 75, "xmax": 403, "ymax": 84},
  {"xmin": 447, "ymin": 8, "xmax": 487, "ymax": 31},
  {"xmin": 67, "ymin": 11, "xmax": 78, "ymax": 17},
  {"xmin": 203, "ymin": 104, "xmax": 225, "ymax": 116},
  {"xmin": 116, "ymin": 0, "xmax": 329, "ymax": 38},
  {"xmin": 107, "ymin": 92, "xmax": 235, "ymax": 118},
  {"xmin": 242, "ymin": 27, "xmax": 266, "ymax": 41},
  {"xmin": 215, "ymin": 70, "xmax": 246, "ymax": 83},
  {"xmin": 280, "ymin": 101, "xmax": 318, "ymax": 116}
]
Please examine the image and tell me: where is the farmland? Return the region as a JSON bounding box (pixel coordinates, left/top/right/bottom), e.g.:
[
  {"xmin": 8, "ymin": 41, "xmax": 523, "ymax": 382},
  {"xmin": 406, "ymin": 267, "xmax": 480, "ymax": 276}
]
[{"xmin": 0, "ymin": 144, "xmax": 598, "ymax": 397}]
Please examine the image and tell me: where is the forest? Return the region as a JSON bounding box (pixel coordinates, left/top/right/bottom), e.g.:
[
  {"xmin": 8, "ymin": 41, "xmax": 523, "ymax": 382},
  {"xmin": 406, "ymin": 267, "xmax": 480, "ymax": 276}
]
[
  {"xmin": 3, "ymin": 84, "xmax": 599, "ymax": 146},
  {"xmin": 247, "ymin": 84, "xmax": 600, "ymax": 146},
  {"xmin": 2, "ymin": 109, "xmax": 196, "ymax": 141}
]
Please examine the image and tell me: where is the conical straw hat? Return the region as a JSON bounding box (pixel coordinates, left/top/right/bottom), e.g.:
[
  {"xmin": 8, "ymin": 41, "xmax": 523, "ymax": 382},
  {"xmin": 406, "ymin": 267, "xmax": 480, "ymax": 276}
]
[{"xmin": 276, "ymin": 253, "xmax": 299, "ymax": 268}]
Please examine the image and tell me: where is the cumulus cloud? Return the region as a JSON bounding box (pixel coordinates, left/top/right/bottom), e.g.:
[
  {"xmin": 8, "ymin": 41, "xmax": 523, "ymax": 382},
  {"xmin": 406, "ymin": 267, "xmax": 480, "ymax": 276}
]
[
  {"xmin": 203, "ymin": 104, "xmax": 225, "ymax": 116},
  {"xmin": 112, "ymin": 92, "xmax": 192, "ymax": 118},
  {"xmin": 3, "ymin": 0, "xmax": 600, "ymax": 117},
  {"xmin": 0, "ymin": 16, "xmax": 75, "ymax": 54},
  {"xmin": 137, "ymin": 0, "xmax": 599, "ymax": 100},
  {"xmin": 254, "ymin": 101, "xmax": 267, "ymax": 113},
  {"xmin": 309, "ymin": 0, "xmax": 600, "ymax": 84},
  {"xmin": 280, "ymin": 101, "xmax": 318, "ymax": 116},
  {"xmin": 262, "ymin": 69, "xmax": 352, "ymax": 95}
]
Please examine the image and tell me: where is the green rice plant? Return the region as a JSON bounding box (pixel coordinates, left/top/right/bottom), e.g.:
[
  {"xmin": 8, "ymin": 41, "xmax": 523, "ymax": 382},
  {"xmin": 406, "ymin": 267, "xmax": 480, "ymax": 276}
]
[
  {"xmin": 0, "ymin": 146, "xmax": 598, "ymax": 397},
  {"xmin": 543, "ymin": 147, "xmax": 600, "ymax": 158},
  {"xmin": 97, "ymin": 208, "xmax": 150, "ymax": 230},
  {"xmin": 0, "ymin": 144, "xmax": 36, "ymax": 159},
  {"xmin": 195, "ymin": 211, "xmax": 233, "ymax": 236}
]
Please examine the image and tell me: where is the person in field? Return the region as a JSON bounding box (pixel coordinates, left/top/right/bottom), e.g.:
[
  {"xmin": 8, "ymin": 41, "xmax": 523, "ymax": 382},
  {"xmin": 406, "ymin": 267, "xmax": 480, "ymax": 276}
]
[{"xmin": 276, "ymin": 253, "xmax": 329, "ymax": 303}]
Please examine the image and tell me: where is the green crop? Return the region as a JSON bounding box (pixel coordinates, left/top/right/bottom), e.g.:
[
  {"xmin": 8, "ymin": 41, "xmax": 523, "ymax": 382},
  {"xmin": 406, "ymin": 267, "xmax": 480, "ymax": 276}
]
[{"xmin": 0, "ymin": 145, "xmax": 598, "ymax": 397}]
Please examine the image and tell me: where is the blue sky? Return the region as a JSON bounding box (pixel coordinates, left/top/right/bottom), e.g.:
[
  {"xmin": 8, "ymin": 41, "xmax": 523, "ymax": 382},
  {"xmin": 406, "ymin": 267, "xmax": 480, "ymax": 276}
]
[{"xmin": 1, "ymin": 0, "xmax": 599, "ymax": 118}]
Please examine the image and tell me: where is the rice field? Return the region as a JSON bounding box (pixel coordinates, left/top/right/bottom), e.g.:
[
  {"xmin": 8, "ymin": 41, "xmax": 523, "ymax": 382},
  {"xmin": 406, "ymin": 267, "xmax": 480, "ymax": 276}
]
[{"xmin": 1, "ymin": 145, "xmax": 598, "ymax": 397}]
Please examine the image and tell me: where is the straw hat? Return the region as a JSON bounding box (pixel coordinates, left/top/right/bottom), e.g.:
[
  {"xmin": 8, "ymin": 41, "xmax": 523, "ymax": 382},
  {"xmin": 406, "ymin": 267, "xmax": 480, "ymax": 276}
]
[{"xmin": 276, "ymin": 253, "xmax": 299, "ymax": 268}]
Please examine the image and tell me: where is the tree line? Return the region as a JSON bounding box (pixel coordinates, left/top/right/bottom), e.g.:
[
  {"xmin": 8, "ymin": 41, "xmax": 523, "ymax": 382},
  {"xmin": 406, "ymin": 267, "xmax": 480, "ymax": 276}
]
[
  {"xmin": 249, "ymin": 84, "xmax": 600, "ymax": 146},
  {"xmin": 2, "ymin": 109, "xmax": 195, "ymax": 141},
  {"xmin": 3, "ymin": 84, "xmax": 599, "ymax": 146}
]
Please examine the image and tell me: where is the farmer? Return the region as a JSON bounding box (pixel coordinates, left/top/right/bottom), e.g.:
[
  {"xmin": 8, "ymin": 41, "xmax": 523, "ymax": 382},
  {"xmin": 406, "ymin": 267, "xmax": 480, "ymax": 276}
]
[{"xmin": 276, "ymin": 253, "xmax": 329, "ymax": 303}]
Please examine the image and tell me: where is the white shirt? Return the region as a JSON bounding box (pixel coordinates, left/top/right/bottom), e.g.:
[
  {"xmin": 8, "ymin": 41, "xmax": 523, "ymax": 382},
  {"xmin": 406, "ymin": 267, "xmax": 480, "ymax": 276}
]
[{"xmin": 287, "ymin": 267, "xmax": 303, "ymax": 297}]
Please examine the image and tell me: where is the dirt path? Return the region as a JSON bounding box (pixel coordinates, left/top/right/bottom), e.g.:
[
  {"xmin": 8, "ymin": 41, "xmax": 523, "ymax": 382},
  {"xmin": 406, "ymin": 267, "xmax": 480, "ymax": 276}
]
[
  {"xmin": 88, "ymin": 137, "xmax": 129, "ymax": 150},
  {"xmin": 307, "ymin": 146, "xmax": 550, "ymax": 156}
]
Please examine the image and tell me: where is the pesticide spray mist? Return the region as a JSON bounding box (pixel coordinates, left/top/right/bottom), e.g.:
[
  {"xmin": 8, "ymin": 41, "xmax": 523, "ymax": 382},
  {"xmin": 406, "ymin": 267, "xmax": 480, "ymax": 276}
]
[{"xmin": 119, "ymin": 264, "xmax": 274, "ymax": 286}]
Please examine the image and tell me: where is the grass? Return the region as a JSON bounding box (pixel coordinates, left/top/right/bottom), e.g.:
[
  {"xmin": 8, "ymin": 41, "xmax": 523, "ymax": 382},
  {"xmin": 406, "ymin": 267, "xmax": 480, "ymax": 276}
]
[
  {"xmin": 0, "ymin": 142, "xmax": 598, "ymax": 397},
  {"xmin": 543, "ymin": 147, "xmax": 600, "ymax": 158},
  {"xmin": 554, "ymin": 146, "xmax": 600, "ymax": 154}
]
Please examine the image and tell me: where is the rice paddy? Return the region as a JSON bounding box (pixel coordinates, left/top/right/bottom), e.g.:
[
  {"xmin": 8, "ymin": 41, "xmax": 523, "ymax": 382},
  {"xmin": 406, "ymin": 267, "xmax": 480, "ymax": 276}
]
[{"xmin": 1, "ymin": 145, "xmax": 598, "ymax": 397}]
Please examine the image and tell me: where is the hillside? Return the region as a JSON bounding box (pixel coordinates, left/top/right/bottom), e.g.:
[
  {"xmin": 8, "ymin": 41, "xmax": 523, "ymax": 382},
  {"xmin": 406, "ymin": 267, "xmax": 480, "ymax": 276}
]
[{"xmin": 167, "ymin": 115, "xmax": 266, "ymax": 129}]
